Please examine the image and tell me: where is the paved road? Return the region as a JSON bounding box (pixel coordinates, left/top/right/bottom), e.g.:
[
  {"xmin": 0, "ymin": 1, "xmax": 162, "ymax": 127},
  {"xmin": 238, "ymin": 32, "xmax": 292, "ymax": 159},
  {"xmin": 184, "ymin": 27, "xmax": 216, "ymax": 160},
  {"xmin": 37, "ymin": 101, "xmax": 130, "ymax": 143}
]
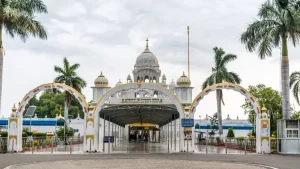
[
  {"xmin": 0, "ymin": 154, "xmax": 299, "ymax": 169},
  {"xmin": 7, "ymin": 159, "xmax": 266, "ymax": 169}
]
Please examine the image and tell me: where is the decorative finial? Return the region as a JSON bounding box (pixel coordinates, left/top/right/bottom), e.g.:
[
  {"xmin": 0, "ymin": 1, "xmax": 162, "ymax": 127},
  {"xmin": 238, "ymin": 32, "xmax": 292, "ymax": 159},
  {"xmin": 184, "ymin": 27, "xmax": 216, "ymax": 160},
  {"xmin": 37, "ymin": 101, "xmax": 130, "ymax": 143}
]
[
  {"xmin": 182, "ymin": 71, "xmax": 186, "ymax": 76},
  {"xmin": 146, "ymin": 38, "xmax": 149, "ymax": 48},
  {"xmin": 12, "ymin": 104, "xmax": 17, "ymax": 112},
  {"xmin": 99, "ymin": 71, "xmax": 104, "ymax": 77},
  {"xmin": 58, "ymin": 113, "xmax": 63, "ymax": 119},
  {"xmin": 88, "ymin": 104, "xmax": 95, "ymax": 111},
  {"xmin": 261, "ymin": 105, "xmax": 267, "ymax": 113},
  {"xmin": 187, "ymin": 26, "xmax": 189, "ymax": 31}
]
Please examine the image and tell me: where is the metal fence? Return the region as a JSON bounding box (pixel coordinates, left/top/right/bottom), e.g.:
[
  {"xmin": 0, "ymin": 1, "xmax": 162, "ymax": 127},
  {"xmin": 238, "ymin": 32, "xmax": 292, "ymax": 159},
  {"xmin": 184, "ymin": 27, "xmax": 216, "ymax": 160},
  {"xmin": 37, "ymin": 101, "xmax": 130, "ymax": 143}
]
[
  {"xmin": 196, "ymin": 137, "xmax": 277, "ymax": 154},
  {"xmin": 20, "ymin": 136, "xmax": 83, "ymax": 154}
]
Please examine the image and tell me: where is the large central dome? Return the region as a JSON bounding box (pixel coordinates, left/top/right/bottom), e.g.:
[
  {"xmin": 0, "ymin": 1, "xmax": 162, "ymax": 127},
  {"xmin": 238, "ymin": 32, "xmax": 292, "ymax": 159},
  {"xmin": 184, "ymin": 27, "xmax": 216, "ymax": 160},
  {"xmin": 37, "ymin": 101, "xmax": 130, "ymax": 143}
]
[
  {"xmin": 132, "ymin": 38, "xmax": 161, "ymax": 83},
  {"xmin": 135, "ymin": 47, "xmax": 159, "ymax": 68}
]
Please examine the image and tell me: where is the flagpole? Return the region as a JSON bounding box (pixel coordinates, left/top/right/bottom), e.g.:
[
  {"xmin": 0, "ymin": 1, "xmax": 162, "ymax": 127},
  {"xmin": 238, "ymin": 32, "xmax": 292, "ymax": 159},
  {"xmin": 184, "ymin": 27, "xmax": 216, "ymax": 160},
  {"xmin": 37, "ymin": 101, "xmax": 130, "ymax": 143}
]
[{"xmin": 187, "ymin": 26, "xmax": 190, "ymax": 79}]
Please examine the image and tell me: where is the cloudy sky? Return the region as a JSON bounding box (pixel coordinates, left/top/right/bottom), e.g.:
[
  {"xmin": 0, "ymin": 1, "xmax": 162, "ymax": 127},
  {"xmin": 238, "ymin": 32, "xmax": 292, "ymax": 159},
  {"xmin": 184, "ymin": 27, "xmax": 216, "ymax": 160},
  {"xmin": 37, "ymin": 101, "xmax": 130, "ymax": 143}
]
[{"xmin": 2, "ymin": 0, "xmax": 300, "ymax": 120}]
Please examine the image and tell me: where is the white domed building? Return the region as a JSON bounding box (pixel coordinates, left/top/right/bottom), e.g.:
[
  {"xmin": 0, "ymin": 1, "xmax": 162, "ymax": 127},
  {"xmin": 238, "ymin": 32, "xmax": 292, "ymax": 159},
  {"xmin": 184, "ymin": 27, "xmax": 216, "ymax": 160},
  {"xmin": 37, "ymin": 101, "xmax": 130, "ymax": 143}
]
[{"xmin": 91, "ymin": 39, "xmax": 194, "ymax": 106}]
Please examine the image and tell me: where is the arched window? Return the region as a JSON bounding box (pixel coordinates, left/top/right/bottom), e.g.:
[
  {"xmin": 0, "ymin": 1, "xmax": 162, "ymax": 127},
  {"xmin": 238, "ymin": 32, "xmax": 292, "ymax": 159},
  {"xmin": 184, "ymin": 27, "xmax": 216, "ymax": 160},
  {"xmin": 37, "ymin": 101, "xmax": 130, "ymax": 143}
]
[{"xmin": 153, "ymin": 76, "xmax": 156, "ymax": 83}]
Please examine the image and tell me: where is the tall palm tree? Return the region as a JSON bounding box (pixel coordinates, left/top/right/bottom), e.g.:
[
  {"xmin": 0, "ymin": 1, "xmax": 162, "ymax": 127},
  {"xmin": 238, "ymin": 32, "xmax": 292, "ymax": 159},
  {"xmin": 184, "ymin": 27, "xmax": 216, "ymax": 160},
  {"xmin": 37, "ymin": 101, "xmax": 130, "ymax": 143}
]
[
  {"xmin": 290, "ymin": 71, "xmax": 300, "ymax": 104},
  {"xmin": 241, "ymin": 0, "xmax": 300, "ymax": 119},
  {"xmin": 202, "ymin": 47, "xmax": 241, "ymax": 136},
  {"xmin": 54, "ymin": 57, "xmax": 86, "ymax": 124},
  {"xmin": 0, "ymin": 0, "xmax": 47, "ymax": 114}
]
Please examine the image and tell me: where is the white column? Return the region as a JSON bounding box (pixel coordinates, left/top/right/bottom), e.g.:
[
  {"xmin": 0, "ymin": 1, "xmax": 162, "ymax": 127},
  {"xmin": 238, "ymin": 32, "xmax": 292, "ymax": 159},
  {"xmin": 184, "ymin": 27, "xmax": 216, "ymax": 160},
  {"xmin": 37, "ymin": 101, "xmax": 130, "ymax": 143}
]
[
  {"xmin": 171, "ymin": 119, "xmax": 173, "ymax": 149},
  {"xmin": 174, "ymin": 118, "xmax": 176, "ymax": 151},
  {"xmin": 103, "ymin": 116, "xmax": 106, "ymax": 152}
]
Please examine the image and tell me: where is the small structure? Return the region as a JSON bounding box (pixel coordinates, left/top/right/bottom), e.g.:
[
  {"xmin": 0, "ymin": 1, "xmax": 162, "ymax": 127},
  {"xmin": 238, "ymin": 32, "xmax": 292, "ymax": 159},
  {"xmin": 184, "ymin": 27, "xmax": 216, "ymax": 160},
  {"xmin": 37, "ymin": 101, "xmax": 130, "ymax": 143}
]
[{"xmin": 277, "ymin": 119, "xmax": 300, "ymax": 154}]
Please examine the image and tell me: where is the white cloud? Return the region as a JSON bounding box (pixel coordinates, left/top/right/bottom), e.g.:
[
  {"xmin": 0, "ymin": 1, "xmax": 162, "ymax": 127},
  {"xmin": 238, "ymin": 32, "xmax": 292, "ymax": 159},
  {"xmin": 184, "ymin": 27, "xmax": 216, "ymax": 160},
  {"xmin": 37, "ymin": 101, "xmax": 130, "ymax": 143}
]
[{"xmin": 2, "ymin": 0, "xmax": 300, "ymax": 122}]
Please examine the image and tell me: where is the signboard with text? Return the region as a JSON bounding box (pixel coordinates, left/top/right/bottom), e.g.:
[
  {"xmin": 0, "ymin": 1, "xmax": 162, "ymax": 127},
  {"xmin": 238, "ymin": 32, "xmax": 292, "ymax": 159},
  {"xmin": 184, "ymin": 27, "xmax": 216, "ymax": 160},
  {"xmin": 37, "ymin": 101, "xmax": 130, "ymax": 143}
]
[
  {"xmin": 104, "ymin": 136, "xmax": 114, "ymax": 143},
  {"xmin": 181, "ymin": 119, "xmax": 194, "ymax": 127}
]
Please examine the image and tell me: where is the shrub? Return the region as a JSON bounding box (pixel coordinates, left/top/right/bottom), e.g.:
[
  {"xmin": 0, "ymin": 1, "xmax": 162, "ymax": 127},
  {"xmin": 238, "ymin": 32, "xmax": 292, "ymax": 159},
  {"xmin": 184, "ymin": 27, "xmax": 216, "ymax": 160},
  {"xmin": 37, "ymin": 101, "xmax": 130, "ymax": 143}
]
[
  {"xmin": 22, "ymin": 132, "xmax": 28, "ymax": 137},
  {"xmin": 34, "ymin": 140, "xmax": 39, "ymax": 146},
  {"xmin": 272, "ymin": 130, "xmax": 277, "ymax": 138},
  {"xmin": 227, "ymin": 128, "xmax": 235, "ymax": 138},
  {"xmin": 236, "ymin": 136, "xmax": 245, "ymax": 139},
  {"xmin": 56, "ymin": 127, "xmax": 74, "ymax": 137},
  {"xmin": 0, "ymin": 131, "xmax": 8, "ymax": 137},
  {"xmin": 33, "ymin": 132, "xmax": 47, "ymax": 139}
]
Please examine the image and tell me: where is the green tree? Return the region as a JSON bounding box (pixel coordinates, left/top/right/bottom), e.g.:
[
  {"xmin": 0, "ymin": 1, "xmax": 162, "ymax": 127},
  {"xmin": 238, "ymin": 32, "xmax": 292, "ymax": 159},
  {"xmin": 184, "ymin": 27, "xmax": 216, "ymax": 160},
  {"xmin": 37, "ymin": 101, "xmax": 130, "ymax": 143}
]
[
  {"xmin": 241, "ymin": 84, "xmax": 283, "ymax": 134},
  {"xmin": 56, "ymin": 127, "xmax": 74, "ymax": 137},
  {"xmin": 290, "ymin": 70, "xmax": 300, "ymax": 105},
  {"xmin": 0, "ymin": 0, "xmax": 48, "ymax": 114},
  {"xmin": 240, "ymin": 0, "xmax": 300, "ymax": 119},
  {"xmin": 227, "ymin": 128, "xmax": 235, "ymax": 138},
  {"xmin": 291, "ymin": 111, "xmax": 300, "ymax": 119},
  {"xmin": 202, "ymin": 47, "xmax": 241, "ymax": 136},
  {"xmin": 54, "ymin": 57, "xmax": 86, "ymax": 123},
  {"xmin": 23, "ymin": 90, "xmax": 84, "ymax": 119}
]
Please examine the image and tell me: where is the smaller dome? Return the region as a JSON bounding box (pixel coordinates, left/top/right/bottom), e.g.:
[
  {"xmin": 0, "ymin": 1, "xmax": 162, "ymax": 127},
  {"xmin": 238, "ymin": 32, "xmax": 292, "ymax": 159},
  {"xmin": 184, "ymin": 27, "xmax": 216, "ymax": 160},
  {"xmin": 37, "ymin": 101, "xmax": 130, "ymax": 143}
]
[
  {"xmin": 116, "ymin": 79, "xmax": 123, "ymax": 86},
  {"xmin": 162, "ymin": 74, "xmax": 166, "ymax": 81},
  {"xmin": 261, "ymin": 106, "xmax": 267, "ymax": 113},
  {"xmin": 177, "ymin": 72, "xmax": 191, "ymax": 86},
  {"xmin": 184, "ymin": 106, "xmax": 190, "ymax": 112},
  {"xmin": 12, "ymin": 104, "xmax": 17, "ymax": 112},
  {"xmin": 169, "ymin": 79, "xmax": 176, "ymax": 88},
  {"xmin": 127, "ymin": 74, "xmax": 132, "ymax": 82},
  {"xmin": 94, "ymin": 72, "xmax": 109, "ymax": 87}
]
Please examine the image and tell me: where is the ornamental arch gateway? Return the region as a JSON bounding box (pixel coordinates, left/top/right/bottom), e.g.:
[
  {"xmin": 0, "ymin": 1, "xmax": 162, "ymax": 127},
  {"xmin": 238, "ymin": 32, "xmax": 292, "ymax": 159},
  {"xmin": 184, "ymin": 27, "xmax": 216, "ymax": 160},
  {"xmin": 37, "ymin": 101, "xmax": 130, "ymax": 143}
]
[
  {"xmin": 189, "ymin": 82, "xmax": 270, "ymax": 153},
  {"xmin": 84, "ymin": 82, "xmax": 186, "ymax": 152},
  {"xmin": 7, "ymin": 83, "xmax": 89, "ymax": 152}
]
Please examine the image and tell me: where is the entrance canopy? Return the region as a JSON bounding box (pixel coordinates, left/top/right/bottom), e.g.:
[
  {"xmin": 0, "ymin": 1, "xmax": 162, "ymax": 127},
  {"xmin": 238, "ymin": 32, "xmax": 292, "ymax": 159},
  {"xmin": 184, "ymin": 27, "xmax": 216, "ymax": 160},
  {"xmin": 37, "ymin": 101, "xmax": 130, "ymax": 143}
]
[{"xmin": 99, "ymin": 104, "xmax": 180, "ymax": 127}]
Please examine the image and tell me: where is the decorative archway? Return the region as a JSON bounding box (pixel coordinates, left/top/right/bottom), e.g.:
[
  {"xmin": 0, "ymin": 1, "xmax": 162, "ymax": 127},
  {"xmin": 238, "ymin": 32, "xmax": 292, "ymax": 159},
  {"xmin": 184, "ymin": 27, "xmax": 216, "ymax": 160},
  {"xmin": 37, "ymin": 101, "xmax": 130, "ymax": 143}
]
[
  {"xmin": 189, "ymin": 82, "xmax": 270, "ymax": 154},
  {"xmin": 84, "ymin": 82, "xmax": 184, "ymax": 152},
  {"xmin": 190, "ymin": 82, "xmax": 260, "ymax": 114},
  {"xmin": 94, "ymin": 82, "xmax": 184, "ymax": 117},
  {"xmin": 17, "ymin": 83, "xmax": 88, "ymax": 116},
  {"xmin": 8, "ymin": 83, "xmax": 88, "ymax": 152}
]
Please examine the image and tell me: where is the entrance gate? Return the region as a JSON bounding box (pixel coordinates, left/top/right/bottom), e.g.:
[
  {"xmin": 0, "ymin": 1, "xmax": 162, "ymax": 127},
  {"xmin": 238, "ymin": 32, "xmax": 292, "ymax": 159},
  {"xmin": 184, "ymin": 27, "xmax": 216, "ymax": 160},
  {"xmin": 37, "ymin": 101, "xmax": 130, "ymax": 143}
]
[
  {"xmin": 84, "ymin": 82, "xmax": 188, "ymax": 153},
  {"xmin": 190, "ymin": 82, "xmax": 271, "ymax": 154},
  {"xmin": 7, "ymin": 83, "xmax": 88, "ymax": 152},
  {"xmin": 7, "ymin": 82, "xmax": 271, "ymax": 154}
]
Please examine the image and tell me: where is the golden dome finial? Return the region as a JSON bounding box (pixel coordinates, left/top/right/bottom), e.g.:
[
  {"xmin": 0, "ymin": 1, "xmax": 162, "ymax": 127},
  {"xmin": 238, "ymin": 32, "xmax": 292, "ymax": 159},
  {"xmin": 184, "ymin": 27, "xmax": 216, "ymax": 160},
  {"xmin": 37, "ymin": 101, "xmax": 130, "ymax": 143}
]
[
  {"xmin": 182, "ymin": 72, "xmax": 186, "ymax": 77},
  {"xmin": 261, "ymin": 105, "xmax": 267, "ymax": 113},
  {"xmin": 12, "ymin": 104, "xmax": 17, "ymax": 112},
  {"xmin": 187, "ymin": 26, "xmax": 189, "ymax": 31},
  {"xmin": 146, "ymin": 38, "xmax": 149, "ymax": 48},
  {"xmin": 58, "ymin": 113, "xmax": 63, "ymax": 119},
  {"xmin": 99, "ymin": 71, "xmax": 104, "ymax": 77}
]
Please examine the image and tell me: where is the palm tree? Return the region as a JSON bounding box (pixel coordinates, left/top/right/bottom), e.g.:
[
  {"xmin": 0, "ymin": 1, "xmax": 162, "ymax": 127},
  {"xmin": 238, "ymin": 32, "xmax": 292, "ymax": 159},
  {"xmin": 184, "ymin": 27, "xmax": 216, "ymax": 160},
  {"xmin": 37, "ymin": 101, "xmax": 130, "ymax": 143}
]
[
  {"xmin": 0, "ymin": 0, "xmax": 47, "ymax": 114},
  {"xmin": 54, "ymin": 57, "xmax": 86, "ymax": 124},
  {"xmin": 241, "ymin": 0, "xmax": 300, "ymax": 119},
  {"xmin": 290, "ymin": 71, "xmax": 300, "ymax": 104},
  {"xmin": 202, "ymin": 47, "xmax": 241, "ymax": 136}
]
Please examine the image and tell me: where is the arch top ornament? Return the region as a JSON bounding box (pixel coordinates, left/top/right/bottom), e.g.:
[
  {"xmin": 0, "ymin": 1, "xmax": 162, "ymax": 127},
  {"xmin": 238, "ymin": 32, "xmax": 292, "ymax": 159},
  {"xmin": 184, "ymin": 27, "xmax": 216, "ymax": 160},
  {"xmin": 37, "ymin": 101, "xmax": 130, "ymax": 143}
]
[
  {"xmin": 17, "ymin": 83, "xmax": 88, "ymax": 116},
  {"xmin": 190, "ymin": 82, "xmax": 261, "ymax": 114},
  {"xmin": 93, "ymin": 82, "xmax": 184, "ymax": 117}
]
